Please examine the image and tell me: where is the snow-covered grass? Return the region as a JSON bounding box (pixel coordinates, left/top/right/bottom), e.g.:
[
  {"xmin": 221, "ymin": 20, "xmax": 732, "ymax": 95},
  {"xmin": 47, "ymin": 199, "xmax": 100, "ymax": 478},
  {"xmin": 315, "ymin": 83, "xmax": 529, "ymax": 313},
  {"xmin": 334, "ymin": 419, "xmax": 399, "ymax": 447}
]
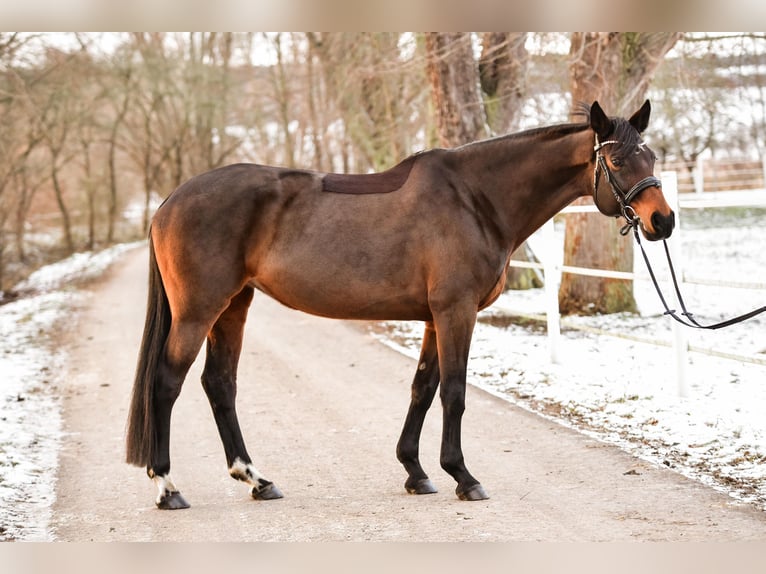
[
  {"xmin": 0, "ymin": 241, "xmax": 142, "ymax": 541},
  {"xmin": 371, "ymin": 206, "xmax": 766, "ymax": 509}
]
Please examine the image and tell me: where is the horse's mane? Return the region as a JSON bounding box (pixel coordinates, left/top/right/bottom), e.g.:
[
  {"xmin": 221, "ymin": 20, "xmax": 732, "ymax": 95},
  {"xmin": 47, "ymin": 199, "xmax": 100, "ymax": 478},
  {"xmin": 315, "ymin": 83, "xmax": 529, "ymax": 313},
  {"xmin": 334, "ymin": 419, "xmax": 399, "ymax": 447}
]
[
  {"xmin": 454, "ymin": 121, "xmax": 589, "ymax": 154},
  {"xmin": 571, "ymin": 101, "xmax": 591, "ymax": 122}
]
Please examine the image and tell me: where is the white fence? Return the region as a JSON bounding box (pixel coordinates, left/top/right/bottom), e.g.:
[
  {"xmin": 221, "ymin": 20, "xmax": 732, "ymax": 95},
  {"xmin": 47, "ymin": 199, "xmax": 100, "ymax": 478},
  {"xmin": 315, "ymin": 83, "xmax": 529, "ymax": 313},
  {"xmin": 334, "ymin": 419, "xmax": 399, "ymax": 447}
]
[
  {"xmin": 503, "ymin": 171, "xmax": 766, "ymax": 397},
  {"xmin": 662, "ymin": 156, "xmax": 766, "ymax": 195}
]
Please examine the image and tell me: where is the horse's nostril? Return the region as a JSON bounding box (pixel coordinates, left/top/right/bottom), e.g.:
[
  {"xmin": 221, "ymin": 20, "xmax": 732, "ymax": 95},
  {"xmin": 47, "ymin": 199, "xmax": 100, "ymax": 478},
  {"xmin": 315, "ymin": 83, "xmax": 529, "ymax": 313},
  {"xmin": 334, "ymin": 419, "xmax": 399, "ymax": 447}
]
[{"xmin": 651, "ymin": 211, "xmax": 675, "ymax": 238}]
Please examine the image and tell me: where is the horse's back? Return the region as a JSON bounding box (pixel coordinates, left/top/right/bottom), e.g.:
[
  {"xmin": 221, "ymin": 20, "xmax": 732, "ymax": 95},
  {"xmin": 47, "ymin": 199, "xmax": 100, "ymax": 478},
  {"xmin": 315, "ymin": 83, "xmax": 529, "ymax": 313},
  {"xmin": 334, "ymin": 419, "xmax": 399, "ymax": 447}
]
[{"xmin": 150, "ymin": 156, "xmax": 503, "ymax": 322}]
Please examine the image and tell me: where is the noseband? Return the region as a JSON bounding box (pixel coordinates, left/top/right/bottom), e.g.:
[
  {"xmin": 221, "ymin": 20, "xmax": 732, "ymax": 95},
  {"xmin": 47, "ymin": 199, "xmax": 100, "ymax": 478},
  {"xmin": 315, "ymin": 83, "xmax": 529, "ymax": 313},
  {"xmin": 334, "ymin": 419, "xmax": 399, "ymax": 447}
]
[{"xmin": 593, "ymin": 136, "xmax": 662, "ymax": 233}]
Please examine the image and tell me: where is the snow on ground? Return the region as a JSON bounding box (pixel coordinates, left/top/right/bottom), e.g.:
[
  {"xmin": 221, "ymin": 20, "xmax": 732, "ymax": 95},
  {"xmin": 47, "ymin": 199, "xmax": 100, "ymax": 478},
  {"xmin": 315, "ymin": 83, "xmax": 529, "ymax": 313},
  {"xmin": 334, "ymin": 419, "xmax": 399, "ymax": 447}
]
[
  {"xmin": 0, "ymin": 242, "xmax": 141, "ymax": 541},
  {"xmin": 371, "ymin": 207, "xmax": 766, "ymax": 510}
]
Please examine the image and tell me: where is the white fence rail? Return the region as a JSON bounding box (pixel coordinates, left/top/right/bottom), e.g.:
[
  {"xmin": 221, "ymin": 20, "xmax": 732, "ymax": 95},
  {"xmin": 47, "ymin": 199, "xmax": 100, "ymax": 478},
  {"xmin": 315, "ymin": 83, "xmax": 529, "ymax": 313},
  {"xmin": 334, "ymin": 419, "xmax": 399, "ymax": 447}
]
[{"xmin": 503, "ymin": 171, "xmax": 766, "ymax": 397}]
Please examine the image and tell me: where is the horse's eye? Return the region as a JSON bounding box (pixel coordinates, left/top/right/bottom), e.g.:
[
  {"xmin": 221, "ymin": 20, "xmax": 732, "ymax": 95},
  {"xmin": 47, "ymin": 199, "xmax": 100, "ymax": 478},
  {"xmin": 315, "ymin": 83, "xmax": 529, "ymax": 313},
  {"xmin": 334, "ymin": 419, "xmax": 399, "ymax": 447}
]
[{"xmin": 611, "ymin": 158, "xmax": 623, "ymax": 168}]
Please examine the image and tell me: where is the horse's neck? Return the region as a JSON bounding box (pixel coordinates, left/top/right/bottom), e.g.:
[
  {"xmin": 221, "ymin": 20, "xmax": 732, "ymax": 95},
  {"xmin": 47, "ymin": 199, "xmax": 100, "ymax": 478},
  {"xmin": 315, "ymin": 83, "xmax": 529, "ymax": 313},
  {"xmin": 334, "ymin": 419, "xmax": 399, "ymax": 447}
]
[{"xmin": 455, "ymin": 127, "xmax": 594, "ymax": 249}]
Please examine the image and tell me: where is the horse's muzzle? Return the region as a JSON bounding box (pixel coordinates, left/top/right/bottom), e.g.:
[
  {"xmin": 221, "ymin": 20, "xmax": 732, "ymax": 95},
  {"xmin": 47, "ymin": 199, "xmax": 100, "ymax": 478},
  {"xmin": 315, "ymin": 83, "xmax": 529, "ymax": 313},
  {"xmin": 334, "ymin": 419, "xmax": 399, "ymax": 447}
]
[{"xmin": 644, "ymin": 210, "xmax": 675, "ymax": 241}]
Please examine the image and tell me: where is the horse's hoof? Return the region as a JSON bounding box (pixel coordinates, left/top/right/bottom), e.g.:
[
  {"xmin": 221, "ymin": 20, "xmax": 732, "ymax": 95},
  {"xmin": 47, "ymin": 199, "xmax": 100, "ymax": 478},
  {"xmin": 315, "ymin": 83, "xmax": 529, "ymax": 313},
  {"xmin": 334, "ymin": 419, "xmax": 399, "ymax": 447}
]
[
  {"xmin": 251, "ymin": 481, "xmax": 284, "ymax": 500},
  {"xmin": 156, "ymin": 490, "xmax": 190, "ymax": 510},
  {"xmin": 457, "ymin": 483, "xmax": 489, "ymax": 501},
  {"xmin": 405, "ymin": 477, "xmax": 438, "ymax": 495}
]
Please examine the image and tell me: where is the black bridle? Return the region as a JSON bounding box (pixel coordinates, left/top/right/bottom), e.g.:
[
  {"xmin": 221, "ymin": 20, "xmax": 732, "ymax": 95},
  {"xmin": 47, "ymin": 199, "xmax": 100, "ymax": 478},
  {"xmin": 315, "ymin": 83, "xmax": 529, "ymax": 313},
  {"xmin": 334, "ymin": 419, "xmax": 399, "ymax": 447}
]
[
  {"xmin": 593, "ymin": 136, "xmax": 662, "ymax": 234},
  {"xmin": 594, "ymin": 136, "xmax": 766, "ymax": 330}
]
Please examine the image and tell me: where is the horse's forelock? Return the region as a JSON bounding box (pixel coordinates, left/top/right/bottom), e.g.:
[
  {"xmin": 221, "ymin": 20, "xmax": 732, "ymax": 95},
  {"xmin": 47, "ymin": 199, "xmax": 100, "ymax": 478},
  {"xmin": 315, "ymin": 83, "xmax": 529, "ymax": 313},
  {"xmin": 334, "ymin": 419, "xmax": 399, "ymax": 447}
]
[{"xmin": 609, "ymin": 118, "xmax": 644, "ymax": 161}]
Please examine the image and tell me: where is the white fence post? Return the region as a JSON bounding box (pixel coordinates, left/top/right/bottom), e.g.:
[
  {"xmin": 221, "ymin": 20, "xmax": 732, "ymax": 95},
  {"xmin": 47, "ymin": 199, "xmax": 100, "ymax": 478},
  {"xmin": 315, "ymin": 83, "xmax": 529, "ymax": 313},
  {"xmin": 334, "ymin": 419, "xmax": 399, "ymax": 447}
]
[
  {"xmin": 542, "ymin": 219, "xmax": 561, "ymax": 364},
  {"xmin": 661, "ymin": 171, "xmax": 690, "ymax": 398}
]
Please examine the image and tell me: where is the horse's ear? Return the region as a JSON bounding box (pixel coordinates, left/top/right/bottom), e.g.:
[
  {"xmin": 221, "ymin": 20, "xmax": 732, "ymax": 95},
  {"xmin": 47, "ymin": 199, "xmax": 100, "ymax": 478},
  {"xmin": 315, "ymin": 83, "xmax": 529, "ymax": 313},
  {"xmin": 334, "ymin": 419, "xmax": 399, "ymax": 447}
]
[
  {"xmin": 629, "ymin": 99, "xmax": 651, "ymax": 133},
  {"xmin": 590, "ymin": 101, "xmax": 612, "ymax": 140}
]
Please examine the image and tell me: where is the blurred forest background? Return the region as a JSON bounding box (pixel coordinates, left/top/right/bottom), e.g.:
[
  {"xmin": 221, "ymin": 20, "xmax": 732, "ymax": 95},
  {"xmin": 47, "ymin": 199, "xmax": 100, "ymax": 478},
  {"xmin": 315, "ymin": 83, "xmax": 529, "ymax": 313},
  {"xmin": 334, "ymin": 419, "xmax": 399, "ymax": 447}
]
[{"xmin": 1, "ymin": 32, "xmax": 765, "ymax": 312}]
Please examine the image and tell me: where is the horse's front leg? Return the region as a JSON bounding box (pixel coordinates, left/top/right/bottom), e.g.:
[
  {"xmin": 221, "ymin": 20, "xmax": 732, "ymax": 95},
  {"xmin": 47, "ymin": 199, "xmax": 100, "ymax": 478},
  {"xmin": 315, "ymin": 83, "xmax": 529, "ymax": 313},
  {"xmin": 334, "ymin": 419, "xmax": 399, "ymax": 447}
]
[
  {"xmin": 432, "ymin": 303, "xmax": 489, "ymax": 501},
  {"xmin": 397, "ymin": 321, "xmax": 440, "ymax": 495}
]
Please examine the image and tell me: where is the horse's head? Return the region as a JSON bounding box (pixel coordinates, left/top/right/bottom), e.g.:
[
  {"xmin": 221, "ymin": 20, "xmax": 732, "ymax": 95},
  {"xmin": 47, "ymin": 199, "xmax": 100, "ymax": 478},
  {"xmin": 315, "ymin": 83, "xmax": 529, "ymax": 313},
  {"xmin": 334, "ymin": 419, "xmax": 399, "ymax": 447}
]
[{"xmin": 589, "ymin": 100, "xmax": 675, "ymax": 241}]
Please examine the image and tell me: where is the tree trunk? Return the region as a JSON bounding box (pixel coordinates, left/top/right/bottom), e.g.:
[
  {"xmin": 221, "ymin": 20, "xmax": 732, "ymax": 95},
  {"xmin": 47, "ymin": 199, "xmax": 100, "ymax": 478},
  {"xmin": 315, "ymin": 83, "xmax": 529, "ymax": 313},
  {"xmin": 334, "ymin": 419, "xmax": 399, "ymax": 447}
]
[
  {"xmin": 306, "ymin": 38, "xmax": 325, "ymax": 171},
  {"xmin": 424, "ymin": 33, "xmax": 487, "ymax": 146},
  {"xmin": 13, "ymin": 171, "xmax": 28, "ymax": 264},
  {"xmin": 50, "ymin": 153, "xmax": 74, "ymax": 254},
  {"xmin": 0, "ymin": 227, "xmax": 5, "ymax": 292},
  {"xmin": 507, "ymin": 244, "xmax": 543, "ymax": 290},
  {"xmin": 559, "ymin": 32, "xmax": 680, "ymax": 315},
  {"xmin": 11, "ymin": 150, "xmax": 41, "ymax": 264},
  {"xmin": 271, "ymin": 33, "xmax": 296, "ymax": 168},
  {"xmin": 479, "ymin": 32, "xmax": 528, "ymax": 135},
  {"xmin": 107, "ymin": 128, "xmax": 119, "ymax": 244},
  {"xmin": 79, "ymin": 138, "xmax": 96, "ymax": 250}
]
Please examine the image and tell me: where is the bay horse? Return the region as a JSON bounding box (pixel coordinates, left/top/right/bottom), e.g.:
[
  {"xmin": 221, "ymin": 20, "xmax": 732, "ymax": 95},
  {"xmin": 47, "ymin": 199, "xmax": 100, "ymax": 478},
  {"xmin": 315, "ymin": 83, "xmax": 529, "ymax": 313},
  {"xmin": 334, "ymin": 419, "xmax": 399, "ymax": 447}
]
[{"xmin": 126, "ymin": 100, "xmax": 675, "ymax": 509}]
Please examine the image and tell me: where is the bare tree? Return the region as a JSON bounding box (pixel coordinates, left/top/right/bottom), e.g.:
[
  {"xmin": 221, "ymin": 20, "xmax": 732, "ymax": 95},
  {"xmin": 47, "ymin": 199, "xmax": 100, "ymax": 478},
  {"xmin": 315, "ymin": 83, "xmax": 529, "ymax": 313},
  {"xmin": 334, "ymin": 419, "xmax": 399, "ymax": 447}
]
[
  {"xmin": 33, "ymin": 48, "xmax": 94, "ymax": 255},
  {"xmin": 183, "ymin": 32, "xmax": 243, "ymax": 174},
  {"xmin": 0, "ymin": 34, "xmax": 43, "ymax": 287},
  {"xmin": 121, "ymin": 34, "xmax": 173, "ymax": 233},
  {"xmin": 559, "ymin": 33, "xmax": 681, "ymax": 315},
  {"xmin": 651, "ymin": 34, "xmax": 766, "ymax": 166},
  {"xmin": 308, "ymin": 33, "xmax": 424, "ymax": 172},
  {"xmin": 102, "ymin": 48, "xmax": 133, "ymax": 244},
  {"xmin": 121, "ymin": 33, "xmax": 252, "ymax": 233}
]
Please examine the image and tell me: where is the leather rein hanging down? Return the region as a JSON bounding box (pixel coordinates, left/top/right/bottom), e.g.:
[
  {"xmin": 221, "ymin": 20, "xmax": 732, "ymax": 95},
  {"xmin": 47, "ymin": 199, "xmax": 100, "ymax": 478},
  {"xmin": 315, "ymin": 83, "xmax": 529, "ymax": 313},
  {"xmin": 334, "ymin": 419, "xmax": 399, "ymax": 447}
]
[
  {"xmin": 628, "ymin": 219, "xmax": 766, "ymax": 330},
  {"xmin": 594, "ymin": 136, "xmax": 766, "ymax": 330}
]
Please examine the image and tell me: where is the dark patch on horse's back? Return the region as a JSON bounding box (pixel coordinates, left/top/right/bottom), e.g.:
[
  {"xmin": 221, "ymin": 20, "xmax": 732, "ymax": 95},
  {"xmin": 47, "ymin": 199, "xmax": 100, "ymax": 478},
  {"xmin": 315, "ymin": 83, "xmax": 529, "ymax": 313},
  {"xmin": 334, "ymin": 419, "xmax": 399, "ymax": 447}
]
[{"xmin": 322, "ymin": 154, "xmax": 419, "ymax": 195}]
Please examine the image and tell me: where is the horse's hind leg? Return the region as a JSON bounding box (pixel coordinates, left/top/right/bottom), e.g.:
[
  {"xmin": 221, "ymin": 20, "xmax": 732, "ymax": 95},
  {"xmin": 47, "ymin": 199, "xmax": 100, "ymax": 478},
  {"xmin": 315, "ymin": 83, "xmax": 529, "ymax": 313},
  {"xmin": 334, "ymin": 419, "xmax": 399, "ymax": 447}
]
[
  {"xmin": 396, "ymin": 321, "xmax": 440, "ymax": 495},
  {"xmin": 151, "ymin": 319, "xmax": 212, "ymax": 509},
  {"xmin": 201, "ymin": 286, "xmax": 283, "ymax": 501}
]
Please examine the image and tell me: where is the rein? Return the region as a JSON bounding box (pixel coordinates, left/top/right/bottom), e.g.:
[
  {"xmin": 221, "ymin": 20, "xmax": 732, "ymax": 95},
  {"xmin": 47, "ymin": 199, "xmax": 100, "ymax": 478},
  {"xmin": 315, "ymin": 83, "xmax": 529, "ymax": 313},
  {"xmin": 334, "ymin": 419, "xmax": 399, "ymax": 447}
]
[
  {"xmin": 595, "ymin": 136, "xmax": 766, "ymax": 330},
  {"xmin": 627, "ymin": 219, "xmax": 766, "ymax": 330}
]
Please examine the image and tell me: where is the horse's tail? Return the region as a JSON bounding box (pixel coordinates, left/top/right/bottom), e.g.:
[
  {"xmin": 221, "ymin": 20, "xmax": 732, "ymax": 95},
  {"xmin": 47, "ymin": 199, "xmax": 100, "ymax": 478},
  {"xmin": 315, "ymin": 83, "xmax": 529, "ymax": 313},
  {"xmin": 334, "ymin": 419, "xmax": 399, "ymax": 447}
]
[{"xmin": 126, "ymin": 233, "xmax": 170, "ymax": 468}]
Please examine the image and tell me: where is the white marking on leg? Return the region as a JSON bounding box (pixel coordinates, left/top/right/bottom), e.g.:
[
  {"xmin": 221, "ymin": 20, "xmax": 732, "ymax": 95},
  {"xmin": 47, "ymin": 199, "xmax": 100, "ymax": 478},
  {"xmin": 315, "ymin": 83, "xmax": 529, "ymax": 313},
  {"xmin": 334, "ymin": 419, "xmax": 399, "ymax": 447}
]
[
  {"xmin": 229, "ymin": 457, "xmax": 271, "ymax": 492},
  {"xmin": 152, "ymin": 473, "xmax": 180, "ymax": 505}
]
